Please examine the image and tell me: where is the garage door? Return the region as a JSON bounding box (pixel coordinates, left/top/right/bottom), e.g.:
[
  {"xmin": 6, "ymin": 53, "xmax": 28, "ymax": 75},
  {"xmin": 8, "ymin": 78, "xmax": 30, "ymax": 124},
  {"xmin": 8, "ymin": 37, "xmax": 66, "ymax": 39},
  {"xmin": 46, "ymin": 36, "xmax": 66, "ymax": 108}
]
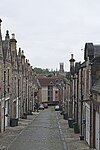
[
  {"xmin": 95, "ymin": 111, "xmax": 99, "ymax": 150},
  {"xmin": 86, "ymin": 104, "xmax": 90, "ymax": 145}
]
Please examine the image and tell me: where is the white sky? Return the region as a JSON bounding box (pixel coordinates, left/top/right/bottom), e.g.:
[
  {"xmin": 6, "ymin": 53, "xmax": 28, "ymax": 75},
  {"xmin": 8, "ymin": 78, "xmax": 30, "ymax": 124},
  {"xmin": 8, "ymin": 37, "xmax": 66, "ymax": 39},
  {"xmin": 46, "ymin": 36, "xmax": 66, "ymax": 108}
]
[{"xmin": 0, "ymin": 0, "xmax": 100, "ymax": 71}]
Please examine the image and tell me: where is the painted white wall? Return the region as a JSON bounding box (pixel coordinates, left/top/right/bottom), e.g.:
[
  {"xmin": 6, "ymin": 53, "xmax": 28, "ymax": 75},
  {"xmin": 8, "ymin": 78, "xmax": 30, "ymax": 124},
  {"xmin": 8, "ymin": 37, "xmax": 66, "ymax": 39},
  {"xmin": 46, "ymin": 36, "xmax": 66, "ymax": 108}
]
[
  {"xmin": 95, "ymin": 111, "xmax": 99, "ymax": 150},
  {"xmin": 16, "ymin": 97, "xmax": 19, "ymax": 118},
  {"xmin": 5, "ymin": 100, "xmax": 8, "ymax": 127},
  {"xmin": 86, "ymin": 103, "xmax": 90, "ymax": 145}
]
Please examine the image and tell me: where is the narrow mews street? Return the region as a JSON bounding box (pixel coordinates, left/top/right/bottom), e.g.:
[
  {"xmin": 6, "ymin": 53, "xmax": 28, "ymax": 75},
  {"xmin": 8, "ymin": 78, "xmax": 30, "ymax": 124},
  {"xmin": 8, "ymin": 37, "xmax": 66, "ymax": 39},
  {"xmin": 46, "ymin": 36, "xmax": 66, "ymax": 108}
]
[{"xmin": 6, "ymin": 107, "xmax": 66, "ymax": 150}]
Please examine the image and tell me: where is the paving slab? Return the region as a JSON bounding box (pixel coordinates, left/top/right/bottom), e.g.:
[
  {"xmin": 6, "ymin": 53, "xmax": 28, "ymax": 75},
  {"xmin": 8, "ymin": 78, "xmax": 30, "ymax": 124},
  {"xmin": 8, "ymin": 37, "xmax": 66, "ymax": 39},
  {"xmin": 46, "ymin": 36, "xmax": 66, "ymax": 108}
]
[
  {"xmin": 58, "ymin": 114, "xmax": 96, "ymax": 150},
  {"xmin": 0, "ymin": 114, "xmax": 39, "ymax": 149},
  {"xmin": 0, "ymin": 110, "xmax": 96, "ymax": 150}
]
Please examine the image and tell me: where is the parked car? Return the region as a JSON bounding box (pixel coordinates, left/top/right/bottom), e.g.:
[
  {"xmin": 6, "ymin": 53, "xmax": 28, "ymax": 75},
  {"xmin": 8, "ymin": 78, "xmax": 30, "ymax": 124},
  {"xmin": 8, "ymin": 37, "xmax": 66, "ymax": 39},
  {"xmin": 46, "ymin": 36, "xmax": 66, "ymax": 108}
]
[
  {"xmin": 39, "ymin": 104, "xmax": 44, "ymax": 110},
  {"xmin": 43, "ymin": 103, "xmax": 48, "ymax": 109},
  {"xmin": 54, "ymin": 105, "xmax": 60, "ymax": 111}
]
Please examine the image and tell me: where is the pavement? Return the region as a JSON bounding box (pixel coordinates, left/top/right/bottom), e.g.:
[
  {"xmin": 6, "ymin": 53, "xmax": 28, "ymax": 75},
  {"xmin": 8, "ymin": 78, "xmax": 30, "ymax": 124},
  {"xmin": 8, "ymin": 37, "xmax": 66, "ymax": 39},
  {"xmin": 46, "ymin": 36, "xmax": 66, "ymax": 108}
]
[
  {"xmin": 0, "ymin": 111, "xmax": 96, "ymax": 150},
  {"xmin": 0, "ymin": 112, "xmax": 39, "ymax": 150},
  {"xmin": 57, "ymin": 113, "xmax": 96, "ymax": 150}
]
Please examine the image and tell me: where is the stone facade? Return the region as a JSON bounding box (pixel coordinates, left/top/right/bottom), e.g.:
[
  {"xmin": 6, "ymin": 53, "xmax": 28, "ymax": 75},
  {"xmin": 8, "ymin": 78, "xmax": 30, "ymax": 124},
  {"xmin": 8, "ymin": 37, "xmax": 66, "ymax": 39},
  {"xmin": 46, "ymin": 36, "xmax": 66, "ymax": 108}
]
[
  {"xmin": 68, "ymin": 43, "xmax": 100, "ymax": 149},
  {"xmin": 37, "ymin": 76, "xmax": 63, "ymax": 105},
  {"xmin": 0, "ymin": 19, "xmax": 100, "ymax": 149},
  {"xmin": 0, "ymin": 20, "xmax": 34, "ymax": 133}
]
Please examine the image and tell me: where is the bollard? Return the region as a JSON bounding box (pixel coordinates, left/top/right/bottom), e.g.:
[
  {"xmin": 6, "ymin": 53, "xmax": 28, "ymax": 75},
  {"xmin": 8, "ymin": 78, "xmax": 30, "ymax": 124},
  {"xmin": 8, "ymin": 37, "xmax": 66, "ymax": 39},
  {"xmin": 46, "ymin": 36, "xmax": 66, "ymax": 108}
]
[
  {"xmin": 63, "ymin": 113, "xmax": 68, "ymax": 120},
  {"xmin": 68, "ymin": 118, "xmax": 74, "ymax": 128},
  {"xmin": 73, "ymin": 122, "xmax": 80, "ymax": 133}
]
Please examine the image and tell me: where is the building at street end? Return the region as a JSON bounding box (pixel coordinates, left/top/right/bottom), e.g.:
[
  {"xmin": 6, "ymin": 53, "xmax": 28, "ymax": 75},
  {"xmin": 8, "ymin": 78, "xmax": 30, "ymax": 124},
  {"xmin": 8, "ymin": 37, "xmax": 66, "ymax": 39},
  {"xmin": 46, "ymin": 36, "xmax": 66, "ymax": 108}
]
[{"xmin": 37, "ymin": 75, "xmax": 64, "ymax": 106}]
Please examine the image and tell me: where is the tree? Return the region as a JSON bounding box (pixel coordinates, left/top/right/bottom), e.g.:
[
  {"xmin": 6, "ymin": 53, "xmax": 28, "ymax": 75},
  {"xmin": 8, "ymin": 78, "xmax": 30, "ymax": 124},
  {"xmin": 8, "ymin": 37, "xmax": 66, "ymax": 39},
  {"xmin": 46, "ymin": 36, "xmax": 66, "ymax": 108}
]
[{"xmin": 33, "ymin": 67, "xmax": 50, "ymax": 74}]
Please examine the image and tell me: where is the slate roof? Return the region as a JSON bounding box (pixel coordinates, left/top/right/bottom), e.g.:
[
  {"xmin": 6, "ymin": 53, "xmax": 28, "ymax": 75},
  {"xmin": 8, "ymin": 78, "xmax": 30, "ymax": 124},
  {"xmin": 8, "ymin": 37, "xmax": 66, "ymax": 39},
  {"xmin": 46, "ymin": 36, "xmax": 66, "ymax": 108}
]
[
  {"xmin": 84, "ymin": 43, "xmax": 100, "ymax": 61},
  {"xmin": 94, "ymin": 45, "xmax": 100, "ymax": 57},
  {"xmin": 84, "ymin": 43, "xmax": 94, "ymax": 60},
  {"xmin": 37, "ymin": 76, "xmax": 61, "ymax": 86},
  {"xmin": 92, "ymin": 79, "xmax": 100, "ymax": 94}
]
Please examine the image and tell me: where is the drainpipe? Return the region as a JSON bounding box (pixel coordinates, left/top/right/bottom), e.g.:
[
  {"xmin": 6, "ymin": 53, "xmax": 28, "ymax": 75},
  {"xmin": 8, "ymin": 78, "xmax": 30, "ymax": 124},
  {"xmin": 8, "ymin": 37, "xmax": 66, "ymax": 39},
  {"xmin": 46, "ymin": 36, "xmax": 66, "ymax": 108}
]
[
  {"xmin": 76, "ymin": 74, "xmax": 79, "ymax": 124},
  {"xmin": 3, "ymin": 62, "xmax": 6, "ymax": 132},
  {"xmin": 80, "ymin": 66, "xmax": 84, "ymax": 140},
  {"xmin": 88, "ymin": 62, "xmax": 92, "ymax": 148},
  {"xmin": 17, "ymin": 58, "xmax": 20, "ymax": 119},
  {"xmin": 73, "ymin": 76, "xmax": 76, "ymax": 121},
  {"xmin": 1, "ymin": 57, "xmax": 6, "ymax": 133},
  {"xmin": 0, "ymin": 19, "xmax": 6, "ymax": 133}
]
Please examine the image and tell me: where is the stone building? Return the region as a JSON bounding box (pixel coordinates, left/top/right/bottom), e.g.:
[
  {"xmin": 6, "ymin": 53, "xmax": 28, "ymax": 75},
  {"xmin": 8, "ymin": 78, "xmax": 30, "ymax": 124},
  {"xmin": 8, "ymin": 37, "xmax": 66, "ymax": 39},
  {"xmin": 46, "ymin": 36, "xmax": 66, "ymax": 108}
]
[
  {"xmin": 0, "ymin": 19, "xmax": 34, "ymax": 133},
  {"xmin": 10, "ymin": 33, "xmax": 18, "ymax": 120},
  {"xmin": 92, "ymin": 78, "xmax": 100, "ymax": 150},
  {"xmin": 0, "ymin": 19, "xmax": 3, "ymax": 132},
  {"xmin": 71, "ymin": 43, "xmax": 100, "ymax": 149},
  {"xmin": 69, "ymin": 54, "xmax": 75, "ymax": 118},
  {"xmin": 37, "ymin": 76, "xmax": 61, "ymax": 105},
  {"xmin": 2, "ymin": 30, "xmax": 12, "ymax": 130},
  {"xmin": 82, "ymin": 43, "xmax": 100, "ymax": 149}
]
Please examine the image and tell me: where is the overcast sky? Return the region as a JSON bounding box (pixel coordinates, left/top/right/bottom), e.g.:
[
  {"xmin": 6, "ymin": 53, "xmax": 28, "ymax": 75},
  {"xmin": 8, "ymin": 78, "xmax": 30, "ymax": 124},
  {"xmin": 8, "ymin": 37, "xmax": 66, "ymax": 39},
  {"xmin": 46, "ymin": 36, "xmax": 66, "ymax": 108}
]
[{"xmin": 0, "ymin": 0, "xmax": 100, "ymax": 71}]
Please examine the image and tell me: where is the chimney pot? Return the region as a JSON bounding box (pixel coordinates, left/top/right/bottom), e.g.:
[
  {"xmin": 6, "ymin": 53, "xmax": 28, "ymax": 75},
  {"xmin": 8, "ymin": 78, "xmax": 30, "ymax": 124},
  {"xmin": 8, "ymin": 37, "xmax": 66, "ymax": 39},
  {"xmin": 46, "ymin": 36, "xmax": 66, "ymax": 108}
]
[
  {"xmin": 71, "ymin": 54, "xmax": 73, "ymax": 59},
  {"xmin": 12, "ymin": 33, "xmax": 15, "ymax": 39},
  {"xmin": 0, "ymin": 19, "xmax": 2, "ymax": 23},
  {"xmin": 21, "ymin": 50, "xmax": 24, "ymax": 56}
]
